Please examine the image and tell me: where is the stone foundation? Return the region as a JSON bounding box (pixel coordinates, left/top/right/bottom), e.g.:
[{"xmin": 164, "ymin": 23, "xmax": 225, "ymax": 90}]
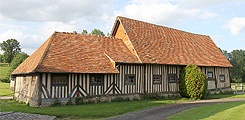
[{"xmin": 40, "ymin": 93, "xmax": 180, "ymax": 107}]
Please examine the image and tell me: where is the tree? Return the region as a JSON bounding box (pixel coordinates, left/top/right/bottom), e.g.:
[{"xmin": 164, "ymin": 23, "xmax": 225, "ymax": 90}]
[
  {"xmin": 82, "ymin": 30, "xmax": 88, "ymax": 34},
  {"xmin": 0, "ymin": 39, "xmax": 21, "ymax": 66},
  {"xmin": 229, "ymin": 49, "xmax": 245, "ymax": 82},
  {"xmin": 91, "ymin": 29, "xmax": 105, "ymax": 36},
  {"xmin": 221, "ymin": 49, "xmax": 232, "ymax": 61},
  {"xmin": 0, "ymin": 54, "xmax": 3, "ymax": 63},
  {"xmin": 179, "ymin": 64, "xmax": 207, "ymax": 99},
  {"xmin": 2, "ymin": 52, "xmax": 29, "ymax": 83},
  {"xmin": 73, "ymin": 31, "xmax": 77, "ymax": 34},
  {"xmin": 107, "ymin": 33, "xmax": 110, "ymax": 37},
  {"xmin": 10, "ymin": 52, "xmax": 29, "ymax": 71}
]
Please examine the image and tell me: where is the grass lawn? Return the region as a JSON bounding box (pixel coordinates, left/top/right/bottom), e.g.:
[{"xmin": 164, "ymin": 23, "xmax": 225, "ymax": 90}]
[
  {"xmin": 0, "ymin": 94, "xmax": 244, "ymax": 119},
  {"xmin": 0, "ymin": 82, "xmax": 14, "ymax": 96},
  {"xmin": 0, "ymin": 98, "xmax": 189, "ymax": 119},
  {"xmin": 168, "ymin": 101, "xmax": 245, "ymax": 120},
  {"xmin": 0, "ymin": 63, "xmax": 10, "ymax": 80}
]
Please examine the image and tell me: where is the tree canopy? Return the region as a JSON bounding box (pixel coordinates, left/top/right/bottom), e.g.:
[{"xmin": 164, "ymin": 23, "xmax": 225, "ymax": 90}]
[
  {"xmin": 10, "ymin": 52, "xmax": 29, "ymax": 71},
  {"xmin": 220, "ymin": 49, "xmax": 245, "ymax": 82},
  {"xmin": 91, "ymin": 29, "xmax": 105, "ymax": 36},
  {"xmin": 0, "ymin": 39, "xmax": 21, "ymax": 65},
  {"xmin": 229, "ymin": 49, "xmax": 245, "ymax": 82},
  {"xmin": 1, "ymin": 52, "xmax": 29, "ymax": 83},
  {"xmin": 82, "ymin": 30, "xmax": 88, "ymax": 34},
  {"xmin": 0, "ymin": 54, "xmax": 3, "ymax": 63}
]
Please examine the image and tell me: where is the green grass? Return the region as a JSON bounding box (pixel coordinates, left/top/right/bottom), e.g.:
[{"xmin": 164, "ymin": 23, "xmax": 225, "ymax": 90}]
[
  {"xmin": 0, "ymin": 94, "xmax": 244, "ymax": 119},
  {"xmin": 0, "ymin": 98, "xmax": 189, "ymax": 119},
  {"xmin": 168, "ymin": 101, "xmax": 245, "ymax": 120},
  {"xmin": 0, "ymin": 63, "xmax": 10, "ymax": 80},
  {"xmin": 0, "ymin": 82, "xmax": 14, "ymax": 96}
]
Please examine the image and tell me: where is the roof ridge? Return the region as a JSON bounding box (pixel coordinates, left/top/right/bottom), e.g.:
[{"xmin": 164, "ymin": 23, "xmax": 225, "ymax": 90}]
[
  {"xmin": 118, "ymin": 16, "xmax": 209, "ymax": 37},
  {"xmin": 55, "ymin": 31, "xmax": 121, "ymax": 39},
  {"xmin": 33, "ymin": 32, "xmax": 57, "ymax": 72}
]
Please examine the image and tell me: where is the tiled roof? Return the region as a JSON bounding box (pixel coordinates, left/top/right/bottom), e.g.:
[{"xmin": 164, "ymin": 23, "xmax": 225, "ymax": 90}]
[
  {"xmin": 12, "ymin": 33, "xmax": 54, "ymax": 74},
  {"xmin": 114, "ymin": 16, "xmax": 232, "ymax": 67},
  {"xmin": 12, "ymin": 32, "xmax": 139, "ymax": 74}
]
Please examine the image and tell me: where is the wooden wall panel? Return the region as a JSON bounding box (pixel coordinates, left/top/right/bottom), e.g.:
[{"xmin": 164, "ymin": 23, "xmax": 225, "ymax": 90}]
[
  {"xmin": 200, "ymin": 67, "xmax": 230, "ymax": 90},
  {"xmin": 39, "ymin": 65, "xmax": 231, "ymax": 100}
]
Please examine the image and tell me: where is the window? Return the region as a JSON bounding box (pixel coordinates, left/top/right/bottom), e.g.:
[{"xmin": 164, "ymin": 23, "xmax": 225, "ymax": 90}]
[
  {"xmin": 220, "ymin": 75, "xmax": 225, "ymax": 82},
  {"xmin": 168, "ymin": 74, "xmax": 177, "ymax": 83},
  {"xmin": 125, "ymin": 74, "xmax": 135, "ymax": 85},
  {"xmin": 90, "ymin": 74, "xmax": 104, "ymax": 85},
  {"xmin": 208, "ymin": 72, "xmax": 213, "ymax": 78},
  {"xmin": 153, "ymin": 75, "xmax": 161, "ymax": 84},
  {"xmin": 52, "ymin": 74, "xmax": 67, "ymax": 85}
]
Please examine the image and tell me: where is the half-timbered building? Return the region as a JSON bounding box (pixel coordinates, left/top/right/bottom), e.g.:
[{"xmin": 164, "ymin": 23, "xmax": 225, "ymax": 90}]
[{"xmin": 11, "ymin": 16, "xmax": 232, "ymax": 106}]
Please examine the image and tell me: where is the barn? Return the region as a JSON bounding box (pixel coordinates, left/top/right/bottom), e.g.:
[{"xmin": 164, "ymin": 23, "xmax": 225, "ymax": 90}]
[{"xmin": 11, "ymin": 16, "xmax": 232, "ymax": 107}]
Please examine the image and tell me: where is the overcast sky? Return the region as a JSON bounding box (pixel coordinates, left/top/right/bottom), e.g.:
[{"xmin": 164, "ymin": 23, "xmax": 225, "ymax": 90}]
[{"xmin": 0, "ymin": 0, "xmax": 244, "ymax": 55}]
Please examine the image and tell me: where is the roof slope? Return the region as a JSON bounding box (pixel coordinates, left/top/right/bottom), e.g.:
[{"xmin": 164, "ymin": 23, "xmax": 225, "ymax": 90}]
[
  {"xmin": 12, "ymin": 32, "xmax": 139, "ymax": 74},
  {"xmin": 12, "ymin": 33, "xmax": 54, "ymax": 74},
  {"xmin": 114, "ymin": 16, "xmax": 232, "ymax": 67}
]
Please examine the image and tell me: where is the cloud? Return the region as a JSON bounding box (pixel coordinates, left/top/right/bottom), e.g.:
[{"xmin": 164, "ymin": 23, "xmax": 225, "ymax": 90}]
[
  {"xmin": 38, "ymin": 22, "xmax": 76, "ymax": 37},
  {"xmin": 210, "ymin": 35, "xmax": 223, "ymax": 43},
  {"xmin": 179, "ymin": 0, "xmax": 244, "ymax": 8},
  {"xmin": 0, "ymin": 30, "xmax": 42, "ymax": 55},
  {"xmin": 0, "ymin": 0, "xmax": 112, "ymax": 22},
  {"xmin": 200, "ymin": 12, "xmax": 217, "ymax": 19},
  {"xmin": 116, "ymin": 1, "xmax": 200, "ymax": 26},
  {"xmin": 236, "ymin": 38, "xmax": 245, "ymax": 41},
  {"xmin": 225, "ymin": 17, "xmax": 245, "ymax": 35}
]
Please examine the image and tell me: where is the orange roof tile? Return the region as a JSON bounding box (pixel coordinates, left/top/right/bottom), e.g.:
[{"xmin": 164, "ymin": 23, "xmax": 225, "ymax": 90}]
[
  {"xmin": 12, "ymin": 32, "xmax": 139, "ymax": 74},
  {"xmin": 112, "ymin": 16, "xmax": 232, "ymax": 67}
]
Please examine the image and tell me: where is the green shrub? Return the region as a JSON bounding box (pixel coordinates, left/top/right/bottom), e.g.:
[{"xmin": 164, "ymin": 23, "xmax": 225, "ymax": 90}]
[
  {"xmin": 179, "ymin": 67, "xmax": 188, "ymax": 97},
  {"xmin": 0, "ymin": 77, "xmax": 10, "ymax": 83},
  {"xmin": 179, "ymin": 64, "xmax": 207, "ymax": 99},
  {"xmin": 111, "ymin": 97, "xmax": 130, "ymax": 102},
  {"xmin": 87, "ymin": 100, "xmax": 95, "ymax": 104},
  {"xmin": 51, "ymin": 97, "xmax": 62, "ymax": 107},
  {"xmin": 75, "ymin": 92, "xmax": 85, "ymax": 105},
  {"xmin": 66, "ymin": 97, "xmax": 73, "ymax": 105}
]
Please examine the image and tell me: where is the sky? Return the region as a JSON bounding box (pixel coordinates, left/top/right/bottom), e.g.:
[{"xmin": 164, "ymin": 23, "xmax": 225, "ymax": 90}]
[{"xmin": 0, "ymin": 0, "xmax": 244, "ymax": 55}]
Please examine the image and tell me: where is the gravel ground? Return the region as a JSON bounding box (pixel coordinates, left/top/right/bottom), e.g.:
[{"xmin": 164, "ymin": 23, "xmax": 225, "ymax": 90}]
[
  {"xmin": 105, "ymin": 98, "xmax": 245, "ymax": 120},
  {"xmin": 0, "ymin": 112, "xmax": 56, "ymax": 120}
]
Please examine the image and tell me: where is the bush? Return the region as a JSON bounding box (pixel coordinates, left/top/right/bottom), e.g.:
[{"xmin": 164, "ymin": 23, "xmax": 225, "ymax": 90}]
[
  {"xmin": 75, "ymin": 92, "xmax": 85, "ymax": 105},
  {"xmin": 111, "ymin": 97, "xmax": 130, "ymax": 102},
  {"xmin": 66, "ymin": 97, "xmax": 73, "ymax": 105},
  {"xmin": 179, "ymin": 67, "xmax": 188, "ymax": 97},
  {"xmin": 0, "ymin": 77, "xmax": 10, "ymax": 83},
  {"xmin": 51, "ymin": 97, "xmax": 62, "ymax": 107},
  {"xmin": 179, "ymin": 64, "xmax": 207, "ymax": 99}
]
